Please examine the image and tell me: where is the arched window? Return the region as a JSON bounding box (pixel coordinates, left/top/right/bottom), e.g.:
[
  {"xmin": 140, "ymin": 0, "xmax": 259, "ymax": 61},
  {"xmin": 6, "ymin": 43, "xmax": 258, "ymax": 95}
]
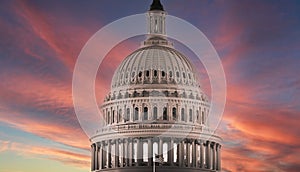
[
  {"xmin": 163, "ymin": 107, "xmax": 168, "ymax": 120},
  {"xmin": 153, "ymin": 142, "xmax": 158, "ymax": 161},
  {"xmin": 153, "ymin": 107, "xmax": 158, "ymax": 120},
  {"xmin": 107, "ymin": 111, "xmax": 111, "ymax": 124},
  {"xmin": 176, "ymin": 71, "xmax": 180, "ymax": 77},
  {"xmin": 112, "ymin": 110, "xmax": 115, "ymax": 123},
  {"xmin": 125, "ymin": 108, "xmax": 130, "ymax": 122},
  {"xmin": 201, "ymin": 111, "xmax": 205, "ymax": 124},
  {"xmin": 169, "ymin": 71, "xmax": 173, "ymax": 78},
  {"xmin": 134, "ymin": 107, "xmax": 139, "ymax": 121},
  {"xmin": 118, "ymin": 109, "xmax": 122, "ymax": 123},
  {"xmin": 154, "ymin": 70, "xmax": 158, "ymax": 77},
  {"xmin": 162, "ymin": 71, "xmax": 166, "ymax": 77},
  {"xmin": 181, "ymin": 108, "xmax": 185, "ymax": 121},
  {"xmin": 146, "ymin": 70, "xmax": 150, "ymax": 77},
  {"xmin": 196, "ymin": 110, "xmax": 200, "ymax": 124},
  {"xmin": 189, "ymin": 109, "xmax": 193, "ymax": 122},
  {"xmin": 143, "ymin": 107, "xmax": 148, "ymax": 120},
  {"xmin": 172, "ymin": 107, "xmax": 177, "ymax": 120}
]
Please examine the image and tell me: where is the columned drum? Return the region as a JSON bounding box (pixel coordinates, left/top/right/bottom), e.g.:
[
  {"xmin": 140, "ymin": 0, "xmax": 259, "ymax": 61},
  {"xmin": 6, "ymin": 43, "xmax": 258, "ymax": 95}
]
[{"xmin": 90, "ymin": 0, "xmax": 222, "ymax": 171}]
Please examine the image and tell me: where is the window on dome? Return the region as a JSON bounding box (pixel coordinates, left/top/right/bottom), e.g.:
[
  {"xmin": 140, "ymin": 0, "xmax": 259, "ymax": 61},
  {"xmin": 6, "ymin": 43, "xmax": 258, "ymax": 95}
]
[
  {"xmin": 118, "ymin": 109, "xmax": 122, "ymax": 123},
  {"xmin": 125, "ymin": 108, "xmax": 130, "ymax": 122},
  {"xmin": 176, "ymin": 71, "xmax": 180, "ymax": 77},
  {"xmin": 146, "ymin": 70, "xmax": 150, "ymax": 77},
  {"xmin": 201, "ymin": 111, "xmax": 205, "ymax": 124},
  {"xmin": 172, "ymin": 107, "xmax": 177, "ymax": 120},
  {"xmin": 181, "ymin": 108, "xmax": 185, "ymax": 121},
  {"xmin": 163, "ymin": 107, "xmax": 168, "ymax": 120},
  {"xmin": 196, "ymin": 110, "xmax": 199, "ymax": 123},
  {"xmin": 143, "ymin": 107, "xmax": 148, "ymax": 120},
  {"xmin": 139, "ymin": 71, "xmax": 142, "ymax": 78},
  {"xmin": 188, "ymin": 73, "xmax": 191, "ymax": 79},
  {"xmin": 107, "ymin": 111, "xmax": 111, "ymax": 124},
  {"xmin": 134, "ymin": 107, "xmax": 139, "ymax": 121},
  {"xmin": 189, "ymin": 109, "xmax": 193, "ymax": 122},
  {"xmin": 153, "ymin": 107, "xmax": 158, "ymax": 120},
  {"xmin": 183, "ymin": 72, "xmax": 186, "ymax": 78},
  {"xmin": 162, "ymin": 71, "xmax": 166, "ymax": 77},
  {"xmin": 154, "ymin": 70, "xmax": 158, "ymax": 77},
  {"xmin": 112, "ymin": 110, "xmax": 115, "ymax": 123}
]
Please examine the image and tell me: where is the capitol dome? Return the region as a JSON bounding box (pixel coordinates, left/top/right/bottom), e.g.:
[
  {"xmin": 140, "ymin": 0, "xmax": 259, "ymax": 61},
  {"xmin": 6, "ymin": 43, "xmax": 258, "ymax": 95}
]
[{"xmin": 90, "ymin": 1, "xmax": 222, "ymax": 172}]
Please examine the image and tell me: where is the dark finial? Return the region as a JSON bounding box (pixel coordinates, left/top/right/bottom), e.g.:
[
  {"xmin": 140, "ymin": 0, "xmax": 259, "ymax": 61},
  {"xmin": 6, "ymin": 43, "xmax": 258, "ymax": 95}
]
[{"xmin": 150, "ymin": 0, "xmax": 164, "ymax": 11}]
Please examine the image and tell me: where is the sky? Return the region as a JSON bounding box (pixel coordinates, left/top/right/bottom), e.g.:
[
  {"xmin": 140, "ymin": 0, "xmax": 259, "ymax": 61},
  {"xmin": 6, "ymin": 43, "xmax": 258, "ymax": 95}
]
[{"xmin": 0, "ymin": 0, "xmax": 300, "ymax": 172}]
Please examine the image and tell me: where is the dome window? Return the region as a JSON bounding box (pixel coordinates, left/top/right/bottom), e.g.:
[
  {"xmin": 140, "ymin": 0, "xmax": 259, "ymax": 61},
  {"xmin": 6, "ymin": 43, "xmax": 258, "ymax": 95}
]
[
  {"xmin": 146, "ymin": 70, "xmax": 150, "ymax": 77},
  {"xmin": 153, "ymin": 107, "xmax": 158, "ymax": 120},
  {"xmin": 163, "ymin": 107, "xmax": 168, "ymax": 120},
  {"xmin": 188, "ymin": 73, "xmax": 191, "ymax": 79},
  {"xmin": 183, "ymin": 72, "xmax": 186, "ymax": 78},
  {"xmin": 118, "ymin": 109, "xmax": 122, "ymax": 123},
  {"xmin": 181, "ymin": 108, "xmax": 185, "ymax": 121},
  {"xmin": 143, "ymin": 107, "xmax": 148, "ymax": 120},
  {"xmin": 176, "ymin": 71, "xmax": 180, "ymax": 78},
  {"xmin": 139, "ymin": 71, "xmax": 143, "ymax": 78},
  {"xmin": 154, "ymin": 70, "xmax": 158, "ymax": 77},
  {"xmin": 134, "ymin": 107, "xmax": 139, "ymax": 121},
  {"xmin": 172, "ymin": 107, "xmax": 177, "ymax": 120},
  {"xmin": 189, "ymin": 109, "xmax": 193, "ymax": 122},
  {"xmin": 162, "ymin": 71, "xmax": 166, "ymax": 77},
  {"xmin": 169, "ymin": 71, "xmax": 172, "ymax": 77},
  {"xmin": 125, "ymin": 108, "xmax": 130, "ymax": 122}
]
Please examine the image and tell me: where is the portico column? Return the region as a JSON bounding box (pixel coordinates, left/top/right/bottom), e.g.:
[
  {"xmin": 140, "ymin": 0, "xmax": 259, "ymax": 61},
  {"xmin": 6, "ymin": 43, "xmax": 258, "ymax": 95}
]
[
  {"xmin": 108, "ymin": 140, "xmax": 112, "ymax": 168},
  {"xmin": 125, "ymin": 139, "xmax": 129, "ymax": 166},
  {"xmin": 95, "ymin": 144, "xmax": 98, "ymax": 170},
  {"xmin": 91, "ymin": 144, "xmax": 95, "ymax": 171},
  {"xmin": 200, "ymin": 141, "xmax": 204, "ymax": 168},
  {"xmin": 205, "ymin": 141, "xmax": 210, "ymax": 169},
  {"xmin": 129, "ymin": 139, "xmax": 133, "ymax": 166},
  {"xmin": 212, "ymin": 143, "xmax": 216, "ymax": 170},
  {"xmin": 120, "ymin": 139, "xmax": 124, "ymax": 167},
  {"xmin": 170, "ymin": 138, "xmax": 174, "ymax": 166},
  {"xmin": 115, "ymin": 139, "xmax": 119, "ymax": 167},
  {"xmin": 99, "ymin": 142, "xmax": 103, "ymax": 169},
  {"xmin": 159, "ymin": 138, "xmax": 163, "ymax": 166},
  {"xmin": 137, "ymin": 138, "xmax": 143, "ymax": 166},
  {"xmin": 179, "ymin": 140, "xmax": 184, "ymax": 167},
  {"xmin": 191, "ymin": 140, "xmax": 196, "ymax": 167},
  {"xmin": 186, "ymin": 141, "xmax": 190, "ymax": 167},
  {"xmin": 148, "ymin": 138, "xmax": 153, "ymax": 166},
  {"xmin": 217, "ymin": 144, "xmax": 221, "ymax": 171}
]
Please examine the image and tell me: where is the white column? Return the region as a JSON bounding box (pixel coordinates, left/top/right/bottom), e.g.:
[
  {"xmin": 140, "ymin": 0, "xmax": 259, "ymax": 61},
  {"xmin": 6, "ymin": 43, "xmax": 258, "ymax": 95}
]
[
  {"xmin": 129, "ymin": 139, "xmax": 133, "ymax": 166},
  {"xmin": 108, "ymin": 140, "xmax": 111, "ymax": 168},
  {"xmin": 179, "ymin": 140, "xmax": 184, "ymax": 167},
  {"xmin": 187, "ymin": 141, "xmax": 190, "ymax": 167},
  {"xmin": 159, "ymin": 138, "xmax": 163, "ymax": 166},
  {"xmin": 91, "ymin": 144, "xmax": 95, "ymax": 171},
  {"xmin": 137, "ymin": 138, "xmax": 142, "ymax": 166},
  {"xmin": 125, "ymin": 139, "xmax": 129, "ymax": 167},
  {"xmin": 192, "ymin": 140, "xmax": 196, "ymax": 167},
  {"xmin": 148, "ymin": 138, "xmax": 153, "ymax": 166},
  {"xmin": 205, "ymin": 141, "xmax": 210, "ymax": 169},
  {"xmin": 170, "ymin": 138, "xmax": 174, "ymax": 166},
  {"xmin": 212, "ymin": 143, "xmax": 216, "ymax": 170},
  {"xmin": 217, "ymin": 144, "xmax": 221, "ymax": 171},
  {"xmin": 95, "ymin": 144, "xmax": 98, "ymax": 170},
  {"xmin": 200, "ymin": 141, "xmax": 204, "ymax": 168},
  {"xmin": 120, "ymin": 140, "xmax": 124, "ymax": 167},
  {"xmin": 115, "ymin": 139, "xmax": 119, "ymax": 167},
  {"xmin": 99, "ymin": 142, "xmax": 103, "ymax": 169}
]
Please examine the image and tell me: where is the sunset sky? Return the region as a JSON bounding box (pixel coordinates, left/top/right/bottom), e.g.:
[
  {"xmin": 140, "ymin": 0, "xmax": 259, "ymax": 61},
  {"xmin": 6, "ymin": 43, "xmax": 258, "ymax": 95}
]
[{"xmin": 0, "ymin": 0, "xmax": 300, "ymax": 172}]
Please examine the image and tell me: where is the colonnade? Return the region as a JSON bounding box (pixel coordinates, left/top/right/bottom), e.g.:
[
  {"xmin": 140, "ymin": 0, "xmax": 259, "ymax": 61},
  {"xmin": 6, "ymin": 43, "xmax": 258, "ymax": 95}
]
[{"xmin": 91, "ymin": 137, "xmax": 221, "ymax": 171}]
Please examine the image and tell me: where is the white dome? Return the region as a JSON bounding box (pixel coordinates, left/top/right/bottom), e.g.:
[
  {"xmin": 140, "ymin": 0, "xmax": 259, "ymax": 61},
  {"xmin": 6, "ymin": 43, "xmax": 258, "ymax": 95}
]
[{"xmin": 111, "ymin": 45, "xmax": 199, "ymax": 90}]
